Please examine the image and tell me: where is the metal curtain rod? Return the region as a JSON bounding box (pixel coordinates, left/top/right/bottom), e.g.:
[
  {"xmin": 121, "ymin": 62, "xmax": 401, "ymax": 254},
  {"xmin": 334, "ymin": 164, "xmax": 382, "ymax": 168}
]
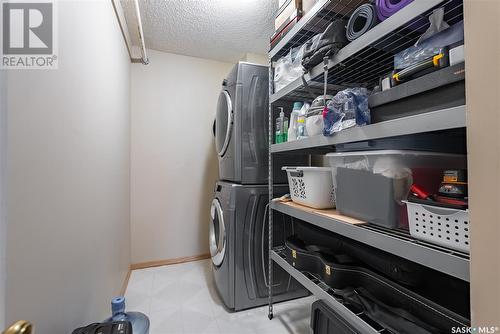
[
  {"xmin": 131, "ymin": 0, "xmax": 149, "ymax": 64},
  {"xmin": 112, "ymin": 0, "xmax": 149, "ymax": 65}
]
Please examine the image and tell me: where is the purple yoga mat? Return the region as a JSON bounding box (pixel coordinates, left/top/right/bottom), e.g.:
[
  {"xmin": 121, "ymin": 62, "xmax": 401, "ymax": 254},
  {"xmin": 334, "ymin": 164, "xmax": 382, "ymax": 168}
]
[{"xmin": 376, "ymin": 0, "xmax": 414, "ymax": 21}]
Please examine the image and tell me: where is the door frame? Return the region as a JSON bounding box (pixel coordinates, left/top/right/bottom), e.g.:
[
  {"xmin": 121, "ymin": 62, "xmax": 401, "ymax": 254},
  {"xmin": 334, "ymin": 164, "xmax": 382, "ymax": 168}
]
[
  {"xmin": 464, "ymin": 0, "xmax": 500, "ymax": 327},
  {"xmin": 0, "ymin": 66, "xmax": 7, "ymax": 329}
]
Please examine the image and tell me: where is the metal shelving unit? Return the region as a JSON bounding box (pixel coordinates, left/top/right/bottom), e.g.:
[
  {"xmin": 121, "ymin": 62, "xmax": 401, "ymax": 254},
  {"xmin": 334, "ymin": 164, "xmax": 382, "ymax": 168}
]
[
  {"xmin": 270, "ymin": 0, "xmax": 463, "ymax": 103},
  {"xmin": 271, "ymin": 249, "xmax": 382, "ymax": 334},
  {"xmin": 266, "ymin": 0, "xmax": 467, "ymax": 326},
  {"xmin": 271, "ymin": 201, "xmax": 470, "ymax": 281},
  {"xmin": 270, "ymin": 0, "xmax": 330, "ymax": 60},
  {"xmin": 271, "ymin": 105, "xmax": 466, "ymax": 153},
  {"xmin": 270, "ymin": 0, "xmax": 366, "ymax": 61}
]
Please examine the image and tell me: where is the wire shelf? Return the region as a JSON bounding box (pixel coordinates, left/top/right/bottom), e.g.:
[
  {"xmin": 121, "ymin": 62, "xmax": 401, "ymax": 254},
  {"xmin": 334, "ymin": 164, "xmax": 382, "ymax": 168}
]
[
  {"xmin": 272, "ymin": 249, "xmax": 393, "ymax": 333},
  {"xmin": 271, "ymin": 0, "xmax": 368, "ymax": 60},
  {"xmin": 270, "ymin": 0, "xmax": 464, "ymax": 102},
  {"xmin": 325, "ymin": 0, "xmax": 463, "ymax": 87},
  {"xmin": 270, "ymin": 200, "xmax": 470, "ymax": 281},
  {"xmin": 360, "ymin": 224, "xmax": 470, "ymax": 260}
]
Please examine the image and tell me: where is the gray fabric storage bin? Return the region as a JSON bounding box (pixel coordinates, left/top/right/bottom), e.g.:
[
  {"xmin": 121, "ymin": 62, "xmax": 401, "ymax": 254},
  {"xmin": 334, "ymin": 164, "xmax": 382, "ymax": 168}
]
[
  {"xmin": 327, "ymin": 151, "xmax": 467, "ymax": 229},
  {"xmin": 336, "ymin": 167, "xmax": 403, "ymax": 228}
]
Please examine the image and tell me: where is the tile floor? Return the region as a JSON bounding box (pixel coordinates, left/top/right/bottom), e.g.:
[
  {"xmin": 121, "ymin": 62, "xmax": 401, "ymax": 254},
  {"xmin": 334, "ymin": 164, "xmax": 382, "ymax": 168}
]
[{"xmin": 125, "ymin": 259, "xmax": 315, "ymax": 334}]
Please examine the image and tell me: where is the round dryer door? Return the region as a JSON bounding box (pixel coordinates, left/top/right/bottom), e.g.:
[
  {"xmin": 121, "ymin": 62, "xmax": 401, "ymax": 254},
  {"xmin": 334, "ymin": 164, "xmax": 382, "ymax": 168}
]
[
  {"xmin": 209, "ymin": 199, "xmax": 226, "ymax": 267},
  {"xmin": 215, "ymin": 90, "xmax": 233, "ymax": 157}
]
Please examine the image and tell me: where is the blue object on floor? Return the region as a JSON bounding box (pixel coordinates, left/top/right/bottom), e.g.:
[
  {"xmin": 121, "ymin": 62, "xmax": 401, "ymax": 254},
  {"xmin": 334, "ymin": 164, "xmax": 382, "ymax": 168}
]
[{"xmin": 105, "ymin": 297, "xmax": 150, "ymax": 334}]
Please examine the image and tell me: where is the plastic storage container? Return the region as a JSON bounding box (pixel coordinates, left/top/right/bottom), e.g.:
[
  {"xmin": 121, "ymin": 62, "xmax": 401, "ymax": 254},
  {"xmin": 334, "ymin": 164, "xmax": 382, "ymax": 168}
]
[
  {"xmin": 336, "ymin": 167, "xmax": 409, "ymax": 228},
  {"xmin": 105, "ymin": 297, "xmax": 150, "ymax": 334},
  {"xmin": 282, "ymin": 167, "xmax": 335, "ymax": 209},
  {"xmin": 326, "ymin": 150, "xmax": 466, "ymax": 228},
  {"xmin": 404, "ymin": 200, "xmax": 470, "ymax": 253}
]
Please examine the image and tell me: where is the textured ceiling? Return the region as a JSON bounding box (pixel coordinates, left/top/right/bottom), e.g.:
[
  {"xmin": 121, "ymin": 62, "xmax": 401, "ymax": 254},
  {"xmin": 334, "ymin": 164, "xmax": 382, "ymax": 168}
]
[{"xmin": 122, "ymin": 0, "xmax": 277, "ymax": 63}]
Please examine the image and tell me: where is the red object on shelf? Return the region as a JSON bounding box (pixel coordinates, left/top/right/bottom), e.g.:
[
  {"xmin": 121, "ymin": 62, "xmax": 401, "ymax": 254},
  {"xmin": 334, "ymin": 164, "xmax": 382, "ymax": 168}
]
[
  {"xmin": 410, "ymin": 184, "xmax": 431, "ymax": 200},
  {"xmin": 434, "ymin": 195, "xmax": 468, "ymax": 207}
]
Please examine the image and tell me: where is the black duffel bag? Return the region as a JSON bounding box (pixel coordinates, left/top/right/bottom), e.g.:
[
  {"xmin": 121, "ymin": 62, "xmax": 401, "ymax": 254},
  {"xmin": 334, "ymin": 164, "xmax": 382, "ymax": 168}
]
[{"xmin": 302, "ymin": 20, "xmax": 348, "ymax": 70}]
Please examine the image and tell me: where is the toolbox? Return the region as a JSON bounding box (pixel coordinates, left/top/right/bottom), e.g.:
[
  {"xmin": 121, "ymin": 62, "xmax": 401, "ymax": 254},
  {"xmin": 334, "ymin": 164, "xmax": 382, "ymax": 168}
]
[{"xmin": 369, "ymin": 62, "xmax": 465, "ymax": 123}]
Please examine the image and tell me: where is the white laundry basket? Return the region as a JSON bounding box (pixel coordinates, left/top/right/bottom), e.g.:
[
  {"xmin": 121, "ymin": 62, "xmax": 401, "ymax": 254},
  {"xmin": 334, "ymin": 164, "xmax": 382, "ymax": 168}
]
[
  {"xmin": 404, "ymin": 200, "xmax": 470, "ymax": 253},
  {"xmin": 282, "ymin": 167, "xmax": 335, "ymax": 209}
]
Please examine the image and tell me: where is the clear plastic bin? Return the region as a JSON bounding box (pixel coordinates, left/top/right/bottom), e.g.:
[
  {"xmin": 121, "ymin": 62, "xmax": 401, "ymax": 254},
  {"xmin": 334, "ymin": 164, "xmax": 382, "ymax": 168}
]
[
  {"xmin": 326, "ymin": 150, "xmax": 466, "ymax": 228},
  {"xmin": 327, "ymin": 150, "xmax": 467, "ymax": 170}
]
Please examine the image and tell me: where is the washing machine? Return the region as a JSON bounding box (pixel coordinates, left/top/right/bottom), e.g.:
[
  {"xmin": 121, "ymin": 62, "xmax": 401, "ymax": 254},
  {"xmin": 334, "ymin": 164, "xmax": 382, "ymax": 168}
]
[
  {"xmin": 215, "ymin": 62, "xmax": 269, "ymax": 184},
  {"xmin": 210, "ymin": 180, "xmax": 307, "ymax": 311}
]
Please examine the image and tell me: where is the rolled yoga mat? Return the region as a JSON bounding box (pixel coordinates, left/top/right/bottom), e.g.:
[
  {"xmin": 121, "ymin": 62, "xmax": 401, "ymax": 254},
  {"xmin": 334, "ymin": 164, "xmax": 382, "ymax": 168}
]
[
  {"xmin": 346, "ymin": 3, "xmax": 379, "ymax": 41},
  {"xmin": 376, "ymin": 0, "xmax": 414, "ymax": 21}
]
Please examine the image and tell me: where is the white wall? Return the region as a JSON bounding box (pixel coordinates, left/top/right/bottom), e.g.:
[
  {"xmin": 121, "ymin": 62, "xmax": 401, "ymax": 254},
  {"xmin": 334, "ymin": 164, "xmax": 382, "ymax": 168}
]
[
  {"xmin": 131, "ymin": 49, "xmax": 234, "ymax": 263},
  {"xmin": 6, "ymin": 1, "xmax": 130, "ymax": 333},
  {"xmin": 0, "ymin": 65, "xmax": 6, "ymax": 330}
]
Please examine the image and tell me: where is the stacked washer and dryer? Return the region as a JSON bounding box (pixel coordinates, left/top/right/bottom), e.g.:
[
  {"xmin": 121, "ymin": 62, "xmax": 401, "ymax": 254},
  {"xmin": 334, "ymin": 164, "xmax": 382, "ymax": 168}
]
[{"xmin": 210, "ymin": 62, "xmax": 306, "ymax": 311}]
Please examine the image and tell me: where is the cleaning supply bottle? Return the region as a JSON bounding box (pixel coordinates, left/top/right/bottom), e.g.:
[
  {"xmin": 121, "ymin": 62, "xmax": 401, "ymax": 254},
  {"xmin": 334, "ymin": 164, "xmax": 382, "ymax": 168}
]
[
  {"xmin": 275, "ymin": 107, "xmax": 288, "ymax": 143},
  {"xmin": 281, "ymin": 109, "xmax": 289, "ymax": 142},
  {"xmin": 288, "ymin": 102, "xmax": 302, "ymax": 141},
  {"xmin": 275, "ymin": 108, "xmax": 283, "ymax": 144},
  {"xmin": 105, "ymin": 297, "xmax": 150, "ymax": 334},
  {"xmin": 297, "ymin": 102, "xmax": 310, "ymax": 139}
]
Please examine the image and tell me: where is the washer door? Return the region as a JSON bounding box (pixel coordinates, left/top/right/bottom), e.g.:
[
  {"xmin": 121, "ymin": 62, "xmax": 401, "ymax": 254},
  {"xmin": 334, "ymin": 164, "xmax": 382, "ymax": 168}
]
[
  {"xmin": 210, "ymin": 199, "xmax": 226, "ymax": 267},
  {"xmin": 215, "ymin": 90, "xmax": 233, "ymax": 157}
]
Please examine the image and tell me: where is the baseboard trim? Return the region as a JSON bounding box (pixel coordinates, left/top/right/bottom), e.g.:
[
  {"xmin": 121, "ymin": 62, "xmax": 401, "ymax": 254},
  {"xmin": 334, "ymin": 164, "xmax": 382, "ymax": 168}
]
[
  {"xmin": 120, "ymin": 268, "xmax": 132, "ymax": 296},
  {"xmin": 130, "ymin": 253, "xmax": 211, "ymax": 270},
  {"xmin": 121, "ymin": 254, "xmax": 211, "ymax": 294}
]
